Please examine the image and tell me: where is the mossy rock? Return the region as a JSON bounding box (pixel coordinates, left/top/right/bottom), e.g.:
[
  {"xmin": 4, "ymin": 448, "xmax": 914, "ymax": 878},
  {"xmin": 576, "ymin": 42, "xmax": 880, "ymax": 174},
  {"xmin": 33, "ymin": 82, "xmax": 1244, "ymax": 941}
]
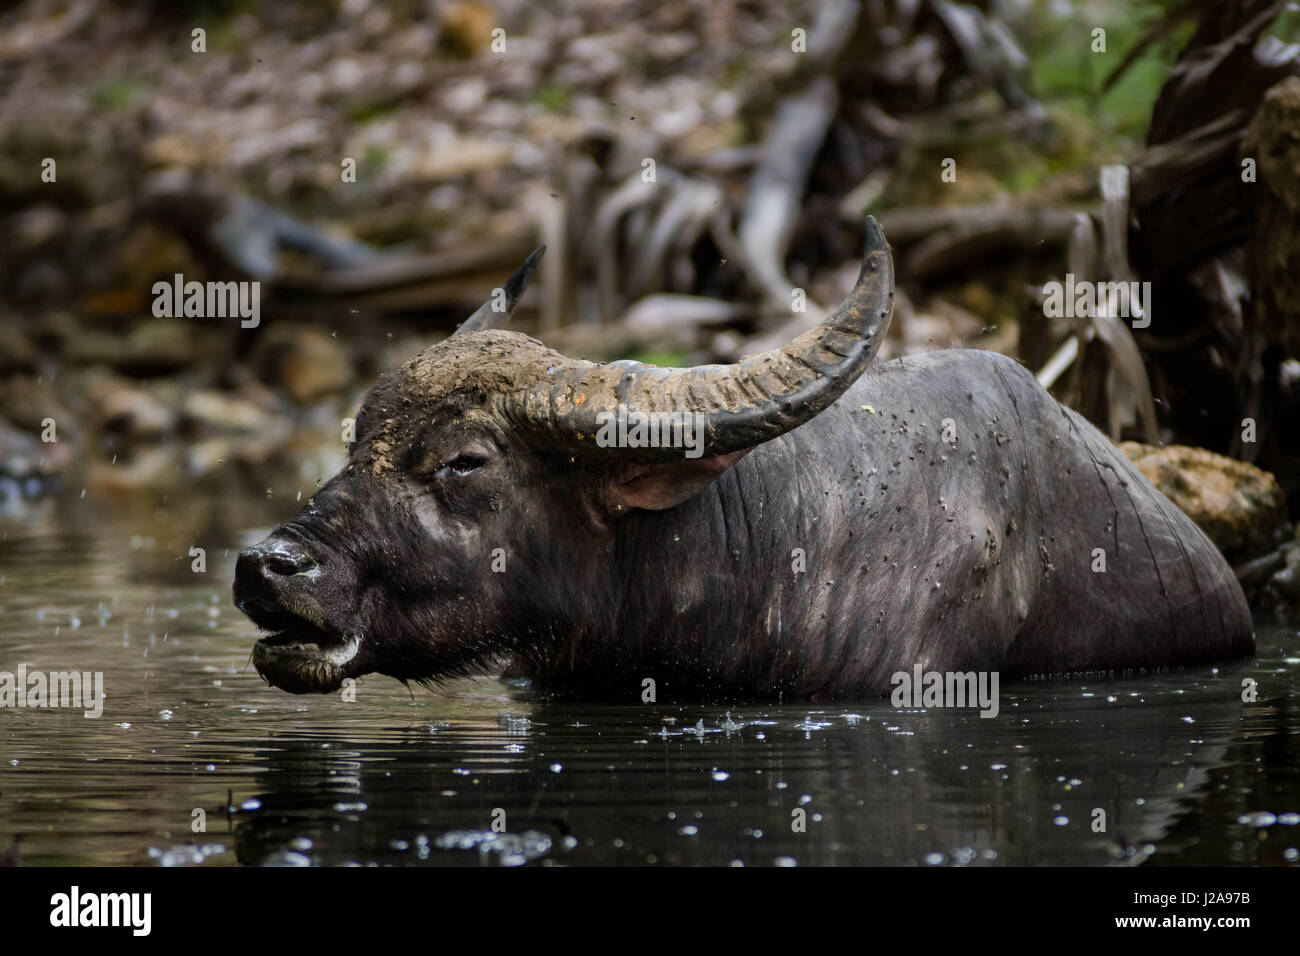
[{"xmin": 1121, "ymin": 442, "xmax": 1288, "ymax": 563}]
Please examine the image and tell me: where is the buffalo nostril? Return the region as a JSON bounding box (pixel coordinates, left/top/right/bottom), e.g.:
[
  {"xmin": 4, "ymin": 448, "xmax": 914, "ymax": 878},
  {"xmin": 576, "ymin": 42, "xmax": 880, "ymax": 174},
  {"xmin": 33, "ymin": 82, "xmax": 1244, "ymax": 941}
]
[
  {"xmin": 236, "ymin": 542, "xmax": 317, "ymax": 586},
  {"xmin": 234, "ymin": 541, "xmax": 317, "ymax": 622}
]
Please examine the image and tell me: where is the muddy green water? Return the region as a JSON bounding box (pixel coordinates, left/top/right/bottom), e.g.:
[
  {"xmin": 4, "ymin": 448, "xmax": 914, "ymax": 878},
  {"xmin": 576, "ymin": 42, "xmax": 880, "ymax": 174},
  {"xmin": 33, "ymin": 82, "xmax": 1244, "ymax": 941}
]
[{"xmin": 1, "ymin": 482, "xmax": 1297, "ymax": 866}]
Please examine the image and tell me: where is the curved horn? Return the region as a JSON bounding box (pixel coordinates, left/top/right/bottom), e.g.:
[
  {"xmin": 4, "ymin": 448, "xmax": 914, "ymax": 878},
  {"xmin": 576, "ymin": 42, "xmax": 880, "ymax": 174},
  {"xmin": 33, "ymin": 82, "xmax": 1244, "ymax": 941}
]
[
  {"xmin": 504, "ymin": 216, "xmax": 893, "ymax": 460},
  {"xmin": 455, "ymin": 245, "xmax": 547, "ymax": 335}
]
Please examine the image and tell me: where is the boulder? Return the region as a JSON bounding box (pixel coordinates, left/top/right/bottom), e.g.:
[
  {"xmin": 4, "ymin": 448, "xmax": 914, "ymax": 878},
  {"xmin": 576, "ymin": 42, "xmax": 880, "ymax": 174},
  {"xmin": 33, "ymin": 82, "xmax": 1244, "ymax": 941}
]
[
  {"xmin": 1120, "ymin": 442, "xmax": 1288, "ymax": 563},
  {"xmin": 0, "ymin": 413, "xmax": 70, "ymax": 481},
  {"xmin": 251, "ymin": 323, "xmax": 354, "ymax": 405},
  {"xmin": 61, "ymin": 317, "xmax": 210, "ymax": 375}
]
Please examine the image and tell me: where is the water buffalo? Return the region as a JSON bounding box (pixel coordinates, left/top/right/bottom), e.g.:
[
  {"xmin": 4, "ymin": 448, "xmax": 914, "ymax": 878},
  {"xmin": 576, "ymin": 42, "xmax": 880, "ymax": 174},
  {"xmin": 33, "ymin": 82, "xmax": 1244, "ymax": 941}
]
[{"xmin": 234, "ymin": 218, "xmax": 1253, "ymax": 700}]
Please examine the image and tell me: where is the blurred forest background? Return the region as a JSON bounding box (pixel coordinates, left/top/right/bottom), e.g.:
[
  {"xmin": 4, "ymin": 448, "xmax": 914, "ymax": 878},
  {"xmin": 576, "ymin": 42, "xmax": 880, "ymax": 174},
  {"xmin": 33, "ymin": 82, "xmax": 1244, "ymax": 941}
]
[{"xmin": 1, "ymin": 0, "xmax": 1299, "ymax": 606}]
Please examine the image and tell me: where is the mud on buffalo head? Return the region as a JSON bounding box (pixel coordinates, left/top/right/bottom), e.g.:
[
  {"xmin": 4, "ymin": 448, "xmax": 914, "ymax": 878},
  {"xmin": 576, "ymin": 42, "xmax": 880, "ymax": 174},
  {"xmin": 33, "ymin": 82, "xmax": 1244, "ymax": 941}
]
[{"xmin": 234, "ymin": 219, "xmax": 894, "ymax": 693}]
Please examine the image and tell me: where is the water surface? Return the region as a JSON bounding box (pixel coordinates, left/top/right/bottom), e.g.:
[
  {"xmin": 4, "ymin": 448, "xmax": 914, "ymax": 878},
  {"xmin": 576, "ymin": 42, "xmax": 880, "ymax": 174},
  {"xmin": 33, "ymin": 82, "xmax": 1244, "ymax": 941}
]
[{"xmin": 1, "ymin": 482, "xmax": 1297, "ymax": 866}]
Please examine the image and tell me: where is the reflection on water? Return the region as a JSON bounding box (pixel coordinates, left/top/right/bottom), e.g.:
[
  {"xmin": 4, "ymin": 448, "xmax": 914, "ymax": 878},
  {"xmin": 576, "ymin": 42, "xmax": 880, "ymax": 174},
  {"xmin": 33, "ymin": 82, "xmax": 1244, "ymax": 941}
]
[{"xmin": 1, "ymin": 481, "xmax": 1298, "ymax": 866}]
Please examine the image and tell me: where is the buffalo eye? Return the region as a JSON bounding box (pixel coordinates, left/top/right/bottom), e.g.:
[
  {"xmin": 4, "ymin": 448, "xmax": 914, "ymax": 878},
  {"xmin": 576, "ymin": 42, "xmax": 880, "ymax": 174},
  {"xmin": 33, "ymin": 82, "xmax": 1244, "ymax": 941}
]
[{"xmin": 438, "ymin": 452, "xmax": 488, "ymax": 478}]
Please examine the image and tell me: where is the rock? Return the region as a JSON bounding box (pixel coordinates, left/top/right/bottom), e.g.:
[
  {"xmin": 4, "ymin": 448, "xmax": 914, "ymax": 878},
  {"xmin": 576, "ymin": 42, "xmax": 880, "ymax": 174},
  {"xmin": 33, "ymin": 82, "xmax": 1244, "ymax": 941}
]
[
  {"xmin": 116, "ymin": 318, "xmax": 204, "ymax": 374},
  {"xmin": 88, "ymin": 447, "xmax": 182, "ymax": 494},
  {"xmin": 251, "ymin": 323, "xmax": 354, "ymax": 405},
  {"xmin": 60, "ymin": 328, "xmax": 127, "ymax": 367},
  {"xmin": 0, "ymin": 322, "xmax": 38, "ymax": 374},
  {"xmin": 438, "ymin": 2, "xmax": 495, "ymax": 59},
  {"xmin": 106, "ymin": 222, "xmax": 204, "ymax": 294},
  {"xmin": 182, "ymin": 389, "xmax": 270, "ymax": 435},
  {"xmin": 89, "ymin": 377, "xmax": 179, "ymax": 447},
  {"xmin": 181, "ymin": 386, "xmax": 292, "ymax": 473},
  {"xmin": 0, "ymin": 376, "xmax": 74, "ymax": 438},
  {"xmin": 185, "ymin": 437, "xmax": 238, "ymax": 477},
  {"xmin": 60, "ymin": 317, "xmax": 212, "ymax": 375},
  {"xmin": 0, "ymin": 377, "xmax": 77, "ymax": 503},
  {"xmin": 10, "ymin": 205, "xmax": 68, "ymax": 250},
  {"xmin": 0, "ymin": 414, "xmax": 69, "ymax": 481},
  {"xmin": 1120, "ymin": 442, "xmax": 1288, "ymax": 562}
]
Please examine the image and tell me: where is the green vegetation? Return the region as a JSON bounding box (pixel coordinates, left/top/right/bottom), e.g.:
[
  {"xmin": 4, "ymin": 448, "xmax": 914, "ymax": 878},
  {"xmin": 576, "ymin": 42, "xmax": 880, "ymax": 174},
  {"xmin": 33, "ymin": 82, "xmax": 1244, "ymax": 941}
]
[
  {"xmin": 346, "ymin": 103, "xmax": 400, "ymax": 125},
  {"xmin": 359, "ymin": 144, "xmax": 390, "ymax": 179},
  {"xmin": 88, "ymin": 78, "xmax": 147, "ymax": 111},
  {"xmin": 1027, "ymin": 0, "xmax": 1194, "ymax": 145},
  {"xmin": 881, "ymin": 2, "xmax": 1208, "ymax": 209},
  {"xmin": 628, "ymin": 349, "xmax": 690, "ymax": 368},
  {"xmin": 534, "ymin": 81, "xmax": 572, "ymax": 113}
]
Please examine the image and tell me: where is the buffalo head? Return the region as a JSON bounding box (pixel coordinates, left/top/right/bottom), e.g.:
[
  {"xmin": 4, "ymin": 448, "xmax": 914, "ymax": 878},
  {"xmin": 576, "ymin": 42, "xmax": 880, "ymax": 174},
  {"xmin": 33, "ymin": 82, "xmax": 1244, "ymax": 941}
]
[{"xmin": 234, "ymin": 219, "xmax": 894, "ymax": 693}]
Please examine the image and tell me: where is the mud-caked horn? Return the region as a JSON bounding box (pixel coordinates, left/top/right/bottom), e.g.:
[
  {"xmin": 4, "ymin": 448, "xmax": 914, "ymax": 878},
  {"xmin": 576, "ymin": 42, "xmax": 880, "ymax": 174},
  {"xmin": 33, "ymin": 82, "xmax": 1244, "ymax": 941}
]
[{"xmin": 503, "ymin": 216, "xmax": 894, "ymax": 460}]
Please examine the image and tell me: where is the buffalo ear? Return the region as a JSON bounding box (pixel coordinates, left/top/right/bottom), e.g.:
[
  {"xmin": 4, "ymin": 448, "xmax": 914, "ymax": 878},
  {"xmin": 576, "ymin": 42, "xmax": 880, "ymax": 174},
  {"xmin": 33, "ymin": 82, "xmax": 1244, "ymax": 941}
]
[{"xmin": 606, "ymin": 450, "xmax": 749, "ymax": 513}]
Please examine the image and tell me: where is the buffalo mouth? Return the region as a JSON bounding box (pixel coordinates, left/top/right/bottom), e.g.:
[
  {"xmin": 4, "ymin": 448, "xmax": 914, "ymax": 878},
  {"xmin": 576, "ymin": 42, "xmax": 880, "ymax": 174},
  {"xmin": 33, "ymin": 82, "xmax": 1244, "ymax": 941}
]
[{"xmin": 250, "ymin": 613, "xmax": 361, "ymax": 694}]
